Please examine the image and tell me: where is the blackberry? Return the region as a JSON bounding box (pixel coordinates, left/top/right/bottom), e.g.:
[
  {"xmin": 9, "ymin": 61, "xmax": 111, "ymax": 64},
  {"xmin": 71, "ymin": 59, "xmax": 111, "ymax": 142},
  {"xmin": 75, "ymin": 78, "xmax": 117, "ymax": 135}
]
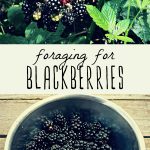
[
  {"xmin": 87, "ymin": 142, "xmax": 99, "ymax": 149},
  {"xmin": 100, "ymin": 144, "xmax": 112, "ymax": 150},
  {"xmin": 84, "ymin": 128, "xmax": 96, "ymax": 141},
  {"xmin": 61, "ymin": 12, "xmax": 75, "ymax": 26},
  {"xmin": 74, "ymin": 140, "xmax": 91, "ymax": 149},
  {"xmin": 37, "ymin": 19, "xmax": 44, "ymax": 28},
  {"xmin": 48, "ymin": 133, "xmax": 58, "ymax": 144},
  {"xmin": 67, "ymin": 130, "xmax": 77, "ymax": 140},
  {"xmin": 42, "ymin": 13, "xmax": 58, "ymax": 31},
  {"xmin": 25, "ymin": 111, "xmax": 112, "ymax": 150},
  {"xmin": 33, "ymin": 130, "xmax": 47, "ymax": 143},
  {"xmin": 53, "ymin": 113, "xmax": 67, "ymax": 127},
  {"xmin": 56, "ymin": 133, "xmax": 68, "ymax": 145},
  {"xmin": 40, "ymin": 116, "xmax": 55, "ymax": 131},
  {"xmin": 61, "ymin": 143, "xmax": 74, "ymax": 150},
  {"xmin": 45, "ymin": 0, "xmax": 62, "ymax": 14},
  {"xmin": 26, "ymin": 141, "xmax": 39, "ymax": 150},
  {"xmin": 51, "ymin": 144, "xmax": 61, "ymax": 150},
  {"xmin": 22, "ymin": 2, "xmax": 35, "ymax": 15},
  {"xmin": 70, "ymin": 113, "xmax": 82, "ymax": 132},
  {"xmin": 73, "ymin": 3, "xmax": 87, "ymax": 18},
  {"xmin": 92, "ymin": 122, "xmax": 102, "ymax": 131}
]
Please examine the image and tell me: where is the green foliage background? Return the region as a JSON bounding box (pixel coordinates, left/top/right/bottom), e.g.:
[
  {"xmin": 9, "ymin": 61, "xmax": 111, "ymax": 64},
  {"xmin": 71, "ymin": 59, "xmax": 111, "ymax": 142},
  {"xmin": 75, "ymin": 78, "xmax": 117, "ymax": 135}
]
[{"xmin": 0, "ymin": 0, "xmax": 150, "ymax": 44}]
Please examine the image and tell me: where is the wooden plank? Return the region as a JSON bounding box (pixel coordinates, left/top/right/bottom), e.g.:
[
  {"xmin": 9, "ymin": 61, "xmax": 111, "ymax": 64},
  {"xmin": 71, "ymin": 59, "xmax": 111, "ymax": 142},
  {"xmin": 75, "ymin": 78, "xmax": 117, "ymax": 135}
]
[
  {"xmin": 0, "ymin": 95, "xmax": 150, "ymax": 149},
  {"xmin": 145, "ymin": 138, "xmax": 150, "ymax": 150},
  {"xmin": 0, "ymin": 138, "xmax": 149, "ymax": 150},
  {"xmin": 0, "ymin": 99, "xmax": 150, "ymax": 136},
  {"xmin": 0, "ymin": 94, "xmax": 150, "ymax": 100},
  {"xmin": 0, "ymin": 138, "xmax": 6, "ymax": 150}
]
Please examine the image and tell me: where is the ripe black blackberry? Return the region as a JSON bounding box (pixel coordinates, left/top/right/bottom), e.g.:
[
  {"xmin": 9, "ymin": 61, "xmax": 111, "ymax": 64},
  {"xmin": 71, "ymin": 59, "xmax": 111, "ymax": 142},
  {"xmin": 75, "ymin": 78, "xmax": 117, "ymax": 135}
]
[
  {"xmin": 42, "ymin": 13, "xmax": 58, "ymax": 31},
  {"xmin": 47, "ymin": 133, "xmax": 58, "ymax": 144},
  {"xmin": 26, "ymin": 141, "xmax": 39, "ymax": 150},
  {"xmin": 33, "ymin": 130, "xmax": 47, "ymax": 143},
  {"xmin": 51, "ymin": 144, "xmax": 61, "ymax": 150},
  {"xmin": 45, "ymin": 0, "xmax": 62, "ymax": 14},
  {"xmin": 56, "ymin": 133, "xmax": 68, "ymax": 145},
  {"xmin": 53, "ymin": 112, "xmax": 67, "ymax": 127},
  {"xmin": 61, "ymin": 12, "xmax": 75, "ymax": 26},
  {"xmin": 22, "ymin": 2, "xmax": 36, "ymax": 16},
  {"xmin": 25, "ymin": 111, "xmax": 112, "ymax": 150},
  {"xmin": 70, "ymin": 113, "xmax": 82, "ymax": 132},
  {"xmin": 73, "ymin": 3, "xmax": 87, "ymax": 18},
  {"xmin": 83, "ymin": 128, "xmax": 96, "ymax": 141},
  {"xmin": 101, "ymin": 144, "xmax": 112, "ymax": 150}
]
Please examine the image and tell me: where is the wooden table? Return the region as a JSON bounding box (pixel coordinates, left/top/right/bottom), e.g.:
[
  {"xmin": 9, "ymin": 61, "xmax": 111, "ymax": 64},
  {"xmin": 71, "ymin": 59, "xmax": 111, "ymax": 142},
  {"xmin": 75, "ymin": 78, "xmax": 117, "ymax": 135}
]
[{"xmin": 0, "ymin": 94, "xmax": 150, "ymax": 150}]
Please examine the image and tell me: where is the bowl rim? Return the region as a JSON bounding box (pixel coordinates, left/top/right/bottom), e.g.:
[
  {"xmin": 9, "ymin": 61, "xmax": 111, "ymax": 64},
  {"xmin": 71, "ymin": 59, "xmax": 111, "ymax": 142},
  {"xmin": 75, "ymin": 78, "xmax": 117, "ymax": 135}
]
[{"xmin": 4, "ymin": 94, "xmax": 146, "ymax": 150}]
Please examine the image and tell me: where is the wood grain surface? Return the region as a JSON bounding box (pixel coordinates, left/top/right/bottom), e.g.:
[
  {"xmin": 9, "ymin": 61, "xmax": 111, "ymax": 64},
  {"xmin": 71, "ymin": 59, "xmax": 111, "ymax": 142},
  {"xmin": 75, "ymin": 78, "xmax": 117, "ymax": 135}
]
[{"xmin": 0, "ymin": 94, "xmax": 150, "ymax": 150}]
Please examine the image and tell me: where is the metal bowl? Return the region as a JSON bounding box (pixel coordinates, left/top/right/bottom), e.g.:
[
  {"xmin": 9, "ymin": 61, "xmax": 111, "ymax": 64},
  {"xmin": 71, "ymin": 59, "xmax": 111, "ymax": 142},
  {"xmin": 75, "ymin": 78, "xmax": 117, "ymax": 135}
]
[{"xmin": 5, "ymin": 95, "xmax": 145, "ymax": 150}]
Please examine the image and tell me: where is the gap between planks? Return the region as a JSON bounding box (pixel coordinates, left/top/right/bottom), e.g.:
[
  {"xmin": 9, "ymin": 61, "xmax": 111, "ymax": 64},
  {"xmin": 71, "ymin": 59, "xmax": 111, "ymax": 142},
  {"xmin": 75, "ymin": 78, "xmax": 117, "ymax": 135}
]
[{"xmin": 0, "ymin": 94, "xmax": 150, "ymax": 100}]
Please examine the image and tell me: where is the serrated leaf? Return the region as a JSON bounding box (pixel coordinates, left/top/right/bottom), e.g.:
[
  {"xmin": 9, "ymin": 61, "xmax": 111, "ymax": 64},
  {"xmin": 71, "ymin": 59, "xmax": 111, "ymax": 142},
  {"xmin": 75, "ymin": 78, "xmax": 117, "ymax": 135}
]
[
  {"xmin": 0, "ymin": 34, "xmax": 28, "ymax": 44},
  {"xmin": 25, "ymin": 22, "xmax": 51, "ymax": 44},
  {"xmin": 132, "ymin": 9, "xmax": 150, "ymax": 43},
  {"xmin": 105, "ymin": 33, "xmax": 134, "ymax": 43},
  {"xmin": 142, "ymin": 0, "xmax": 150, "ymax": 9},
  {"xmin": 116, "ymin": 35, "xmax": 134, "ymax": 42},
  {"xmin": 101, "ymin": 3, "xmax": 116, "ymax": 32},
  {"xmin": 105, "ymin": 33, "xmax": 116, "ymax": 41},
  {"xmin": 25, "ymin": 22, "xmax": 65, "ymax": 44},
  {"xmin": 114, "ymin": 19, "xmax": 130, "ymax": 35},
  {"xmin": 124, "ymin": 0, "xmax": 139, "ymax": 8},
  {"xmin": 86, "ymin": 5, "xmax": 109, "ymax": 31},
  {"xmin": 135, "ymin": 0, "xmax": 142, "ymax": 9}
]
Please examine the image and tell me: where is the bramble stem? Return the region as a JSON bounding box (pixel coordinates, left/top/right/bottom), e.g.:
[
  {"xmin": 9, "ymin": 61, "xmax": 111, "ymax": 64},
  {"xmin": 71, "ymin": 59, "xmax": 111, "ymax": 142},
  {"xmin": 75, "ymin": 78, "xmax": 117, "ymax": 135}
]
[
  {"xmin": 125, "ymin": 10, "xmax": 141, "ymax": 43},
  {"xmin": 0, "ymin": 23, "xmax": 5, "ymax": 35}
]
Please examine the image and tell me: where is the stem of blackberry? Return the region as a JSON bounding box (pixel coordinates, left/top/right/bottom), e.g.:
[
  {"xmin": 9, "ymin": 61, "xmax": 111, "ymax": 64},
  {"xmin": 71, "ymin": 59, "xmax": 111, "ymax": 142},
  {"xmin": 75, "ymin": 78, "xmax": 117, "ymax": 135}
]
[{"xmin": 0, "ymin": 22, "xmax": 5, "ymax": 34}]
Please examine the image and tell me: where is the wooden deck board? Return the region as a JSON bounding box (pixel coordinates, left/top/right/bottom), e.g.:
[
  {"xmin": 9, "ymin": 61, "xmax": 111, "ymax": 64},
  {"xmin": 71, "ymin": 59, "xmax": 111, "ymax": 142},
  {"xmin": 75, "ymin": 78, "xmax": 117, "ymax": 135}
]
[{"xmin": 0, "ymin": 95, "xmax": 150, "ymax": 149}]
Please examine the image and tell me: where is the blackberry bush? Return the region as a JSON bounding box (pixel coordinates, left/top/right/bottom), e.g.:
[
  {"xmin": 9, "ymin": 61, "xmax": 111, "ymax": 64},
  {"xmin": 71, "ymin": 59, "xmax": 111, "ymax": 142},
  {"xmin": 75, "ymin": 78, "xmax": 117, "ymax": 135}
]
[
  {"xmin": 25, "ymin": 111, "xmax": 112, "ymax": 150},
  {"xmin": 21, "ymin": 0, "xmax": 96, "ymax": 31}
]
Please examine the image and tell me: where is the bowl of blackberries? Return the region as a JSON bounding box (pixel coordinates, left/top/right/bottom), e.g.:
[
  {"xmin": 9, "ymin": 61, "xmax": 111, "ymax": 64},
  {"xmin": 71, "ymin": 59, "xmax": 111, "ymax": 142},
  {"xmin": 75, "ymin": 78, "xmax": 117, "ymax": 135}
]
[{"xmin": 5, "ymin": 95, "xmax": 145, "ymax": 150}]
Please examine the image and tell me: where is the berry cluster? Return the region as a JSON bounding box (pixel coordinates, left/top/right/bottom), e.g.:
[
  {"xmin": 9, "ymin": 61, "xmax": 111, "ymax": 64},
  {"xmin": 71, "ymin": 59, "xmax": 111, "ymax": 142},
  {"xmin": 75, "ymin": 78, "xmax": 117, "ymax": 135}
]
[
  {"xmin": 25, "ymin": 112, "xmax": 112, "ymax": 150},
  {"xmin": 22, "ymin": 0, "xmax": 97, "ymax": 31}
]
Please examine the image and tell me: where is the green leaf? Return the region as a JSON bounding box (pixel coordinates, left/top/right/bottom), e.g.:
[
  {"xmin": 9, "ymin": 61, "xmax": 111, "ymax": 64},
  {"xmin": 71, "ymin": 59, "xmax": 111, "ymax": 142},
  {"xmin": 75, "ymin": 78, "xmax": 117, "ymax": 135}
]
[
  {"xmin": 25, "ymin": 22, "xmax": 65, "ymax": 44},
  {"xmin": 0, "ymin": 34, "xmax": 28, "ymax": 44},
  {"xmin": 72, "ymin": 36, "xmax": 88, "ymax": 44},
  {"xmin": 124, "ymin": 0, "xmax": 139, "ymax": 8},
  {"xmin": 7, "ymin": 5, "xmax": 26, "ymax": 34},
  {"xmin": 142, "ymin": 0, "xmax": 150, "ymax": 9},
  {"xmin": 114, "ymin": 19, "xmax": 130, "ymax": 35},
  {"xmin": 101, "ymin": 3, "xmax": 116, "ymax": 32},
  {"xmin": 86, "ymin": 5, "xmax": 108, "ymax": 31},
  {"xmin": 86, "ymin": 3, "xmax": 116, "ymax": 32},
  {"xmin": 25, "ymin": 22, "xmax": 49, "ymax": 44},
  {"xmin": 105, "ymin": 33, "xmax": 116, "ymax": 41},
  {"xmin": 132, "ymin": 8, "xmax": 150, "ymax": 43},
  {"xmin": 135, "ymin": 0, "xmax": 142, "ymax": 9},
  {"xmin": 105, "ymin": 34, "xmax": 134, "ymax": 43},
  {"xmin": 116, "ymin": 35, "xmax": 134, "ymax": 42}
]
